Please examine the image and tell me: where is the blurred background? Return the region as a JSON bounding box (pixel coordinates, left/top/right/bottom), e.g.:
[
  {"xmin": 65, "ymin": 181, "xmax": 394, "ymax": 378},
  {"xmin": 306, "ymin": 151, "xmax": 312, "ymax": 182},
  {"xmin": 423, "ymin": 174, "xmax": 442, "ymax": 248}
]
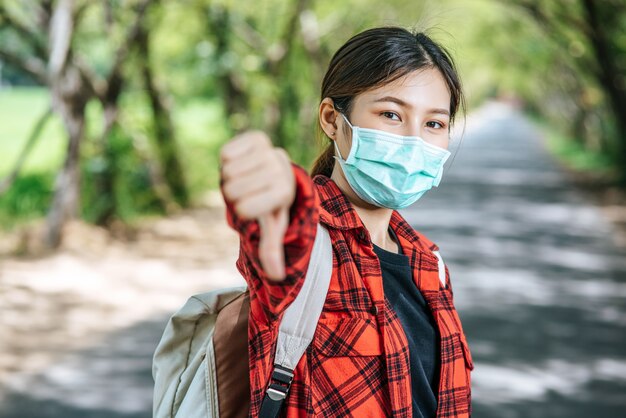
[{"xmin": 0, "ymin": 0, "xmax": 625, "ymax": 417}]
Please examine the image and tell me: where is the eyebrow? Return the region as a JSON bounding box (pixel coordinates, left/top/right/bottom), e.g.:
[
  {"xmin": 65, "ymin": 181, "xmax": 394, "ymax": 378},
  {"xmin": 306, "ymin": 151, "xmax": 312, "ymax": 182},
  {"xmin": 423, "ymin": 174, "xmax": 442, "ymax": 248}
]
[
  {"xmin": 372, "ymin": 96, "xmax": 450, "ymax": 116},
  {"xmin": 373, "ymin": 96, "xmax": 410, "ymax": 107},
  {"xmin": 430, "ymin": 108, "xmax": 451, "ymax": 117}
]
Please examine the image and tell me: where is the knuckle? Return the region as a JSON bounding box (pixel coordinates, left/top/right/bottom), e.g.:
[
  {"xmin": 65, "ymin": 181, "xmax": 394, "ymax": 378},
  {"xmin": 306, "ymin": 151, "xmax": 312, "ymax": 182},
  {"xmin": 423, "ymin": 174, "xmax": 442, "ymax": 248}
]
[
  {"xmin": 233, "ymin": 131, "xmax": 252, "ymax": 142},
  {"xmin": 271, "ymin": 185, "xmax": 288, "ymax": 205},
  {"xmin": 258, "ymin": 132, "xmax": 273, "ymax": 146},
  {"xmin": 286, "ymin": 183, "xmax": 295, "ymax": 199},
  {"xmin": 220, "ymin": 163, "xmax": 232, "ymax": 181},
  {"xmin": 277, "ymin": 148, "xmax": 289, "ymax": 161},
  {"xmin": 222, "ymin": 182, "xmax": 236, "ymax": 200},
  {"xmin": 235, "ymin": 201, "xmax": 252, "ymax": 219},
  {"xmin": 248, "ymin": 131, "xmax": 271, "ymax": 147},
  {"xmin": 219, "ymin": 146, "xmax": 230, "ymax": 162},
  {"xmin": 278, "ymin": 188, "xmax": 290, "ymax": 204},
  {"xmin": 268, "ymin": 159, "xmax": 280, "ymax": 175}
]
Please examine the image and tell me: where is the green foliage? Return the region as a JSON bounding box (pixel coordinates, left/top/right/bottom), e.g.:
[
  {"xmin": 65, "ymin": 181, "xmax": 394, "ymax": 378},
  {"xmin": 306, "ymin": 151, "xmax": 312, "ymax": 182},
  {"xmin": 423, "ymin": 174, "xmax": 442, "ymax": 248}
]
[
  {"xmin": 0, "ymin": 87, "xmax": 227, "ymax": 227},
  {"xmin": 450, "ymin": 1, "xmax": 625, "ymax": 167},
  {"xmin": 1, "ymin": 0, "xmax": 624, "ymax": 228},
  {"xmin": 0, "ymin": 173, "xmax": 53, "ymax": 229},
  {"xmin": 173, "ymin": 98, "xmax": 231, "ymax": 193},
  {"xmin": 81, "ymin": 123, "xmax": 162, "ymax": 223},
  {"xmin": 543, "ymin": 123, "xmax": 615, "ymax": 174}
]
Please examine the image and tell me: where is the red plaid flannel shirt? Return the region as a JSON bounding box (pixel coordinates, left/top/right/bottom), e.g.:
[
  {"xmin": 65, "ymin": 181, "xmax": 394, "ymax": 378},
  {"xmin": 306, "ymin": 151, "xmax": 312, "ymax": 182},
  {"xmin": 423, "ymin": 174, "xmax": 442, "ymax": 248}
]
[{"xmin": 224, "ymin": 164, "xmax": 474, "ymax": 417}]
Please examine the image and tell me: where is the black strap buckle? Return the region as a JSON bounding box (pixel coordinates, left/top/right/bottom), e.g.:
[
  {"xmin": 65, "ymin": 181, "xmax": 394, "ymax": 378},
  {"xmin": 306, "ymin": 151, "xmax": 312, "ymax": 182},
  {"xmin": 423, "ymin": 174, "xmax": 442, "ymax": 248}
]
[
  {"xmin": 259, "ymin": 365, "xmax": 294, "ymax": 417},
  {"xmin": 269, "ymin": 365, "xmax": 294, "ymax": 392}
]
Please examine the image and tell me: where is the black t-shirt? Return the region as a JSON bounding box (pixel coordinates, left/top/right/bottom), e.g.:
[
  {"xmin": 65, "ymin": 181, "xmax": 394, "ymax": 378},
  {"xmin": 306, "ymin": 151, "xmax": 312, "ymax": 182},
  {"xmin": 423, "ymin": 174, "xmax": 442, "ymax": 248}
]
[{"xmin": 372, "ymin": 230, "xmax": 440, "ymax": 418}]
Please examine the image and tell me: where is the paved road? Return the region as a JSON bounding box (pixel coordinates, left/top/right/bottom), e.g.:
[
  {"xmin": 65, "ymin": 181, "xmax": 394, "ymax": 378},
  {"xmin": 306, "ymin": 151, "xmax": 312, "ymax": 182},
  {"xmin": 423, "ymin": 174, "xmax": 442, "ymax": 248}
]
[
  {"xmin": 1, "ymin": 102, "xmax": 624, "ymax": 417},
  {"xmin": 0, "ymin": 317, "xmax": 164, "ymax": 418},
  {"xmin": 404, "ymin": 102, "xmax": 626, "ymax": 418},
  {"xmin": 0, "ymin": 215, "xmax": 243, "ymax": 418}
]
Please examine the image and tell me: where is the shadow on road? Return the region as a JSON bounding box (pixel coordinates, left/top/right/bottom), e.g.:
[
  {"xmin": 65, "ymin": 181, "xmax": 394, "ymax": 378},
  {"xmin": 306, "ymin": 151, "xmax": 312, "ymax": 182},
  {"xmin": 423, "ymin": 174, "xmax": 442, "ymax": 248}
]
[
  {"xmin": 0, "ymin": 315, "xmax": 170, "ymax": 418},
  {"xmin": 406, "ymin": 102, "xmax": 626, "ymax": 418}
]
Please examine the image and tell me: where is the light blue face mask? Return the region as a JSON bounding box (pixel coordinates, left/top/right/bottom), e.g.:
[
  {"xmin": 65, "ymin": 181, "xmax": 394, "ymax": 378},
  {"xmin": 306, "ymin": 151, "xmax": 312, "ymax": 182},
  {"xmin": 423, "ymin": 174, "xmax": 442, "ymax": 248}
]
[{"xmin": 333, "ymin": 113, "xmax": 451, "ymax": 209}]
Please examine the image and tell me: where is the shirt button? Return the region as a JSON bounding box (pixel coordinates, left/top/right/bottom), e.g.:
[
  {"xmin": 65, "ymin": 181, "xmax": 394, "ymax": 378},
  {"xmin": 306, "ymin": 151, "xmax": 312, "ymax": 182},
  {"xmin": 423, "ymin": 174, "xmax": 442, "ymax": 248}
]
[
  {"xmin": 359, "ymin": 230, "xmax": 366, "ymax": 240},
  {"xmin": 370, "ymin": 305, "xmax": 378, "ymax": 316}
]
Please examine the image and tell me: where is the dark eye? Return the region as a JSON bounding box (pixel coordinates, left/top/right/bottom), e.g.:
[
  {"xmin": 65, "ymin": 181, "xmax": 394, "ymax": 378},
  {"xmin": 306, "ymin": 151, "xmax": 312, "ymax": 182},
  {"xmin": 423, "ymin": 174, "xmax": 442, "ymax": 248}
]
[
  {"xmin": 426, "ymin": 121, "xmax": 444, "ymax": 129},
  {"xmin": 381, "ymin": 111, "xmax": 400, "ymax": 121}
]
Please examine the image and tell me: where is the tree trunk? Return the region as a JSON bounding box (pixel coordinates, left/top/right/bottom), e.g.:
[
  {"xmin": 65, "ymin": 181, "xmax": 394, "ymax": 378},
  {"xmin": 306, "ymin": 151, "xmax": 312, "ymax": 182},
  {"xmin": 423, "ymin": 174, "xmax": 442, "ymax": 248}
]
[
  {"xmin": 46, "ymin": 68, "xmax": 88, "ymax": 247},
  {"xmin": 137, "ymin": 26, "xmax": 189, "ymax": 207},
  {"xmin": 208, "ymin": 5, "xmax": 249, "ymax": 128},
  {"xmin": 265, "ymin": 0, "xmax": 311, "ymax": 149},
  {"xmin": 581, "ymin": 0, "xmax": 626, "ymax": 181},
  {"xmin": 93, "ymin": 103, "xmax": 120, "ymax": 226},
  {"xmin": 91, "ymin": 0, "xmax": 155, "ymax": 223},
  {"xmin": 92, "ymin": 68, "xmax": 125, "ymax": 226}
]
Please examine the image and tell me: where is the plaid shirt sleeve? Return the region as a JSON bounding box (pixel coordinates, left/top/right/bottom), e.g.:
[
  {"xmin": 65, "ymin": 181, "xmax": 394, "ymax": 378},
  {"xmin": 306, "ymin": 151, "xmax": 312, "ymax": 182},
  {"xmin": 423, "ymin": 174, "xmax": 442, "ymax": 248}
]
[{"xmin": 221, "ymin": 163, "xmax": 319, "ymax": 323}]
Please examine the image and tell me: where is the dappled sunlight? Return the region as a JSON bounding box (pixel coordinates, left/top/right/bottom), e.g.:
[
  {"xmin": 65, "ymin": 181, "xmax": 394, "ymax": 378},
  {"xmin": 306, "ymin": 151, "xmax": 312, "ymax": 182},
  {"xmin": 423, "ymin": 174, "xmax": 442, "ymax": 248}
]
[
  {"xmin": 454, "ymin": 268, "xmax": 626, "ymax": 312},
  {"xmin": 1, "ymin": 318, "xmax": 169, "ymax": 415},
  {"xmin": 404, "ymin": 101, "xmax": 626, "ymax": 416},
  {"xmin": 472, "ymin": 358, "xmax": 626, "ymax": 404},
  {"xmin": 0, "ymin": 208, "xmax": 243, "ymax": 415}
]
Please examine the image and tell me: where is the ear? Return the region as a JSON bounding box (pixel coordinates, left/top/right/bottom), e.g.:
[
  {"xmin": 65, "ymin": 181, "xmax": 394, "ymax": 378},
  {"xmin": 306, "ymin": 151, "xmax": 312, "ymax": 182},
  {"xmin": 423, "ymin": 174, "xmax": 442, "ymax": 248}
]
[{"xmin": 319, "ymin": 98, "xmax": 338, "ymax": 140}]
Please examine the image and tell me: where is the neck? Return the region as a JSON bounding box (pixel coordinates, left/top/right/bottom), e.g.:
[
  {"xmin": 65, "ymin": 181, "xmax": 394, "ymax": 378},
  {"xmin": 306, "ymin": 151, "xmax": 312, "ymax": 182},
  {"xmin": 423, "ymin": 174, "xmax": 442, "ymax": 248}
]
[{"xmin": 330, "ymin": 162, "xmax": 399, "ymax": 253}]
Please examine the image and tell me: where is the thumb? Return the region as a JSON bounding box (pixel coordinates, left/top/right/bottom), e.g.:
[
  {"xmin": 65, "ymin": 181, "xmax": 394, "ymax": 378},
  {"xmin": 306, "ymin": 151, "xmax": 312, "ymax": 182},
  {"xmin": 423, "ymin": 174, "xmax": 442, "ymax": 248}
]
[{"xmin": 258, "ymin": 207, "xmax": 289, "ymax": 281}]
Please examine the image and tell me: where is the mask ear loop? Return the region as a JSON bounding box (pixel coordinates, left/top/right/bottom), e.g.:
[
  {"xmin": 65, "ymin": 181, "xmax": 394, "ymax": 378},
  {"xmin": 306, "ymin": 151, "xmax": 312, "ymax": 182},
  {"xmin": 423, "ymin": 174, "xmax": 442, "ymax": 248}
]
[
  {"xmin": 332, "ymin": 140, "xmax": 344, "ymax": 161},
  {"xmin": 332, "ymin": 112, "xmax": 354, "ymax": 161},
  {"xmin": 339, "ymin": 112, "xmax": 354, "ymax": 129}
]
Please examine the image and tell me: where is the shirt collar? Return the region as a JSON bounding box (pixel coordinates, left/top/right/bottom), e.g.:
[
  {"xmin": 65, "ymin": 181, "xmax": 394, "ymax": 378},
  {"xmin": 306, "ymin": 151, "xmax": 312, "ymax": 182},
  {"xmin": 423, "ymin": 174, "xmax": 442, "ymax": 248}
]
[
  {"xmin": 391, "ymin": 210, "xmax": 439, "ymax": 253},
  {"xmin": 313, "ymin": 174, "xmax": 439, "ymax": 253},
  {"xmin": 313, "ymin": 175, "xmax": 364, "ymax": 230}
]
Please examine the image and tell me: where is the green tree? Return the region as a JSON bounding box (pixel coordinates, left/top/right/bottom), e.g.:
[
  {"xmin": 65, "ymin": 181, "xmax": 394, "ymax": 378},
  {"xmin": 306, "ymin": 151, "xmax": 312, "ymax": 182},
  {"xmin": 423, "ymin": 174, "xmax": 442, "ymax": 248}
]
[
  {"xmin": 0, "ymin": 0, "xmax": 189, "ymax": 244},
  {"xmin": 506, "ymin": 0, "xmax": 626, "ymax": 179}
]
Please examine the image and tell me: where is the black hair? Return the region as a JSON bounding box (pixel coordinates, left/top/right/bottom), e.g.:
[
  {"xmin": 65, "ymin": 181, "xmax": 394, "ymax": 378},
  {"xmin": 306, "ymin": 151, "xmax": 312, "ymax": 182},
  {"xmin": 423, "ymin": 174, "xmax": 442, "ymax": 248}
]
[{"xmin": 312, "ymin": 27, "xmax": 464, "ymax": 177}]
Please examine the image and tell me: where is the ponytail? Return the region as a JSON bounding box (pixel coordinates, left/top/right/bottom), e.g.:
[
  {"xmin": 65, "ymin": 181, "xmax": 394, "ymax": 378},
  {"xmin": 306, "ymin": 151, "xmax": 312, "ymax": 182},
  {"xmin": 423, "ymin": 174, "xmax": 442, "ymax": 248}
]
[{"xmin": 310, "ymin": 142, "xmax": 335, "ymax": 178}]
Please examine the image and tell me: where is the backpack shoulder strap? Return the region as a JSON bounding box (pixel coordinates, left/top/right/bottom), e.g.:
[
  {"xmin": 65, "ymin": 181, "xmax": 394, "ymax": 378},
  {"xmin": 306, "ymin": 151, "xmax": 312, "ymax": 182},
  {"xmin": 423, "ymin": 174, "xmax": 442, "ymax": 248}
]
[{"xmin": 259, "ymin": 223, "xmax": 332, "ymax": 417}]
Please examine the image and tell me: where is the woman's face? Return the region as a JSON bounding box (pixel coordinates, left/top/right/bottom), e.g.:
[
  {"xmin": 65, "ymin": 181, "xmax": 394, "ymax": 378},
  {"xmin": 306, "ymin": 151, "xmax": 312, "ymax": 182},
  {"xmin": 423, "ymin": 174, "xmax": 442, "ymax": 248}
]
[{"xmin": 337, "ymin": 67, "xmax": 452, "ymax": 158}]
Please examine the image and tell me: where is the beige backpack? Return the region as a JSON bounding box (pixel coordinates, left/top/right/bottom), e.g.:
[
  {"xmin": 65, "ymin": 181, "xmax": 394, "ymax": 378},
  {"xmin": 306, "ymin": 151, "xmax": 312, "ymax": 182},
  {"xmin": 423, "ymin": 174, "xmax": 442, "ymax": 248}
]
[{"xmin": 152, "ymin": 224, "xmax": 332, "ymax": 418}]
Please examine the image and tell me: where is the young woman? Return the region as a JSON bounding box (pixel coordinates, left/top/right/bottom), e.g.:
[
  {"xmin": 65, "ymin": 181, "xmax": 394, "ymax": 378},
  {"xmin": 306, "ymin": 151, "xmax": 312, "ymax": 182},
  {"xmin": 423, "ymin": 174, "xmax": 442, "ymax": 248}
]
[{"xmin": 220, "ymin": 27, "xmax": 473, "ymax": 418}]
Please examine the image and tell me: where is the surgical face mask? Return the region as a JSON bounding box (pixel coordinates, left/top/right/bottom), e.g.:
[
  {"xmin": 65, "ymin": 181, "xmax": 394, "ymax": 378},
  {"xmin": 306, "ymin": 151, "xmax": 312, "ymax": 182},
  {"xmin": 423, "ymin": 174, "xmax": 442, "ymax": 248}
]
[{"xmin": 333, "ymin": 113, "xmax": 451, "ymax": 209}]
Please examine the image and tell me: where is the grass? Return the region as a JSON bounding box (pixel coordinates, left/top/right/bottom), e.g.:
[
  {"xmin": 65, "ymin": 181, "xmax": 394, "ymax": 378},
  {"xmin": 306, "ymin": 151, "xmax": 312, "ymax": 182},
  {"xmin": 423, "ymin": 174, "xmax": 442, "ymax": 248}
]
[
  {"xmin": 0, "ymin": 87, "xmax": 229, "ymax": 229},
  {"xmin": 0, "ymin": 87, "xmax": 66, "ymax": 176}
]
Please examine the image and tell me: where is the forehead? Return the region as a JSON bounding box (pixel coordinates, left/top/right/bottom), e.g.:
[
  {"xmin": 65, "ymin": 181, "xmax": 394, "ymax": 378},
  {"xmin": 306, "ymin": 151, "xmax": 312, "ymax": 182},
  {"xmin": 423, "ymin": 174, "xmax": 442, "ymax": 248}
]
[{"xmin": 355, "ymin": 68, "xmax": 451, "ymax": 111}]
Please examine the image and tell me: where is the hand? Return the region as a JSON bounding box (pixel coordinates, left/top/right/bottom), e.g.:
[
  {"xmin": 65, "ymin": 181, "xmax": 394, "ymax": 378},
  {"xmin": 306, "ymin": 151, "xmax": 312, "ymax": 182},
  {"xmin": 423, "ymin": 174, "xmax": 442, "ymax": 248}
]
[{"xmin": 220, "ymin": 131, "xmax": 296, "ymax": 281}]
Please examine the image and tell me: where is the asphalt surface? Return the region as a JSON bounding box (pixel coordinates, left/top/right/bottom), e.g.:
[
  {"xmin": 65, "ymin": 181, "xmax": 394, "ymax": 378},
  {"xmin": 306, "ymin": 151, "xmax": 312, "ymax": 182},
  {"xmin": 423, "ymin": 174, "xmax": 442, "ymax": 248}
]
[
  {"xmin": 1, "ymin": 102, "xmax": 624, "ymax": 417},
  {"xmin": 405, "ymin": 102, "xmax": 626, "ymax": 418}
]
